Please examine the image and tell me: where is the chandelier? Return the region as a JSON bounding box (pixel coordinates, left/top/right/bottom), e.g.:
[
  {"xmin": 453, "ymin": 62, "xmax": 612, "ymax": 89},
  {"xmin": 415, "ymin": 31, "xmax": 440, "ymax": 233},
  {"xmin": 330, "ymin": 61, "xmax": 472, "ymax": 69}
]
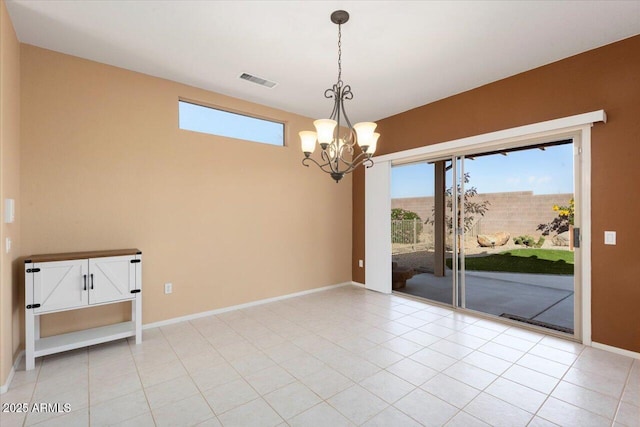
[{"xmin": 300, "ymin": 10, "xmax": 379, "ymax": 183}]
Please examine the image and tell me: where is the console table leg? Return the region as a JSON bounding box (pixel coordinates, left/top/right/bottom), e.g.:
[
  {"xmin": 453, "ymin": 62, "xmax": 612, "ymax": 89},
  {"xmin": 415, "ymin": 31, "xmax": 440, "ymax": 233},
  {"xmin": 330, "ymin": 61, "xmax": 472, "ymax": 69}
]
[
  {"xmin": 25, "ymin": 311, "xmax": 35, "ymax": 371},
  {"xmin": 133, "ymin": 296, "xmax": 142, "ymax": 345}
]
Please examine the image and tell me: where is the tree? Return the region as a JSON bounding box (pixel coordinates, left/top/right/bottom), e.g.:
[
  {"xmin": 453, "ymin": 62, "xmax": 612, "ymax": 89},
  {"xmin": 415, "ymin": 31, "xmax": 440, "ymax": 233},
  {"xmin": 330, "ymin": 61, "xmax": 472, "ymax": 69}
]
[{"xmin": 426, "ymin": 172, "xmax": 490, "ymax": 233}]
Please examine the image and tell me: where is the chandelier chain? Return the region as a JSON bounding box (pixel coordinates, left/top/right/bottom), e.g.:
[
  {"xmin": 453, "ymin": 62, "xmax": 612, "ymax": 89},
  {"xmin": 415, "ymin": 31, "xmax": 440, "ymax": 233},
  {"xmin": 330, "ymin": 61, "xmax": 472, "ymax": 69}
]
[{"xmin": 337, "ymin": 23, "xmax": 342, "ymax": 85}]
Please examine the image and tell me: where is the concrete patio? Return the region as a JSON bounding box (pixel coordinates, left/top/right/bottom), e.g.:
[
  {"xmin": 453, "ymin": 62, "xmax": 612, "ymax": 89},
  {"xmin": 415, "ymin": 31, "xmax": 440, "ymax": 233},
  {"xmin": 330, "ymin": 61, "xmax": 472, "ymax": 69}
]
[{"xmin": 397, "ymin": 270, "xmax": 574, "ymax": 332}]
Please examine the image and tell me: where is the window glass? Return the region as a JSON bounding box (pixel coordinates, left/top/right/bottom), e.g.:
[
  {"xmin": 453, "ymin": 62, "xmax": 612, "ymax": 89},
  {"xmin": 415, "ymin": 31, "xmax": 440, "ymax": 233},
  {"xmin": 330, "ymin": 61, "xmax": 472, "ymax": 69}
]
[{"xmin": 179, "ymin": 100, "xmax": 284, "ymax": 146}]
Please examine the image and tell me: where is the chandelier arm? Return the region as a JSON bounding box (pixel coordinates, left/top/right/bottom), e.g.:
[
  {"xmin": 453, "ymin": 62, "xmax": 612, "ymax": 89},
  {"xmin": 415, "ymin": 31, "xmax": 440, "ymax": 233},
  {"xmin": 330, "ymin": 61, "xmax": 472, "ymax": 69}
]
[
  {"xmin": 305, "ymin": 158, "xmax": 343, "ymax": 176},
  {"xmin": 303, "ymin": 155, "xmax": 351, "ymax": 177},
  {"xmin": 340, "ymin": 104, "xmax": 354, "ymax": 131},
  {"xmin": 337, "ymin": 143, "xmax": 355, "ymax": 166},
  {"xmin": 334, "ymin": 87, "xmax": 342, "ymax": 154},
  {"xmin": 349, "ymin": 150, "xmax": 372, "ymax": 169},
  {"xmin": 320, "ymin": 158, "xmax": 344, "ymax": 175},
  {"xmin": 341, "ymin": 85, "xmax": 354, "ymax": 100},
  {"xmin": 361, "ymin": 157, "xmax": 375, "ymax": 169},
  {"xmin": 340, "ymin": 154, "xmax": 374, "ymax": 176},
  {"xmin": 302, "ymin": 156, "xmax": 331, "ymax": 170},
  {"xmin": 328, "ymin": 94, "xmax": 340, "ymax": 121},
  {"xmin": 339, "ymin": 88, "xmax": 355, "ymax": 146},
  {"xmin": 302, "ymin": 136, "xmax": 374, "ymax": 179},
  {"xmin": 321, "ymin": 148, "xmax": 339, "ymax": 173},
  {"xmin": 324, "ymin": 87, "xmax": 336, "ymax": 100},
  {"xmin": 349, "ymin": 158, "xmax": 374, "ymax": 174},
  {"xmin": 348, "ymin": 151, "xmax": 369, "ymax": 168}
]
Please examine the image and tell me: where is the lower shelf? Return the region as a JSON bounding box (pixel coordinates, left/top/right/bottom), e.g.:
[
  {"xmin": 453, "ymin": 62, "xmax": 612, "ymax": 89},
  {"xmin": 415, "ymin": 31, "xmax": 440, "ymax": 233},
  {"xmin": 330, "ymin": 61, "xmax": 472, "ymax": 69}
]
[{"xmin": 34, "ymin": 321, "xmax": 136, "ymax": 357}]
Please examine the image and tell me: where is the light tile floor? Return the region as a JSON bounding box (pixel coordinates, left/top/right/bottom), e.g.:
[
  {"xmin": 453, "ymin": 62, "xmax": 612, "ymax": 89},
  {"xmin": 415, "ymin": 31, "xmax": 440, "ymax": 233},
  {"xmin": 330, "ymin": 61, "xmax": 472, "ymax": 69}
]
[{"xmin": 1, "ymin": 286, "xmax": 638, "ymax": 427}]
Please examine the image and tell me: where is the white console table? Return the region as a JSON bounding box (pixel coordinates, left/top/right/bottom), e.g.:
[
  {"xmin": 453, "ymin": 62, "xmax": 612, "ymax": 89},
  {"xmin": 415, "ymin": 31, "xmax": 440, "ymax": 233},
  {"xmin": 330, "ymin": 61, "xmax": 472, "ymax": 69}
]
[{"xmin": 24, "ymin": 249, "xmax": 142, "ymax": 370}]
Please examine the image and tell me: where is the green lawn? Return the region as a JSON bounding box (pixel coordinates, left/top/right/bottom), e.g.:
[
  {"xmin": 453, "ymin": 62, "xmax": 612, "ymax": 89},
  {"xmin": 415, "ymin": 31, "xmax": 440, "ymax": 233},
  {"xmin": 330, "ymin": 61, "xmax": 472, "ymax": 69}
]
[{"xmin": 446, "ymin": 249, "xmax": 574, "ymax": 275}]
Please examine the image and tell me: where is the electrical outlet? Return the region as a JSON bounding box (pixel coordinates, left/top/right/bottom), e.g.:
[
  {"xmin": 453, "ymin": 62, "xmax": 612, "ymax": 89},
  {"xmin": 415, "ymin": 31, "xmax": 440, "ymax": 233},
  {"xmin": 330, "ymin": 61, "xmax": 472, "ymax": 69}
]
[
  {"xmin": 164, "ymin": 282, "xmax": 173, "ymax": 294},
  {"xmin": 358, "ymin": 259, "xmax": 364, "ymax": 268}
]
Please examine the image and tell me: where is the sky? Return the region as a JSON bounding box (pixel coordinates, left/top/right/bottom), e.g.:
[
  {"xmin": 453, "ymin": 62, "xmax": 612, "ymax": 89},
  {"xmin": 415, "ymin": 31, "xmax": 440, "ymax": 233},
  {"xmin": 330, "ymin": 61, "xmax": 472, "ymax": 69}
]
[{"xmin": 391, "ymin": 144, "xmax": 574, "ymax": 198}]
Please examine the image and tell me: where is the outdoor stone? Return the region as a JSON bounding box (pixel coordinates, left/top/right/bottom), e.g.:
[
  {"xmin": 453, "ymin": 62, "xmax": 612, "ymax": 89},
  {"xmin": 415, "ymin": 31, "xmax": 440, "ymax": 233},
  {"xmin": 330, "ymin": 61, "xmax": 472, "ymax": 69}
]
[
  {"xmin": 553, "ymin": 231, "xmax": 570, "ymax": 246},
  {"xmin": 477, "ymin": 232, "xmax": 510, "ymax": 247}
]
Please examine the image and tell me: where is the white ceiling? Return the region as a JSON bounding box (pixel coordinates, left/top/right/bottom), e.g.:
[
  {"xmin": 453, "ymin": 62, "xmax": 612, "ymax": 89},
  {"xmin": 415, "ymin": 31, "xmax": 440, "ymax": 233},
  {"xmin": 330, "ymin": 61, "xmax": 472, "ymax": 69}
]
[{"xmin": 6, "ymin": 1, "xmax": 640, "ymax": 123}]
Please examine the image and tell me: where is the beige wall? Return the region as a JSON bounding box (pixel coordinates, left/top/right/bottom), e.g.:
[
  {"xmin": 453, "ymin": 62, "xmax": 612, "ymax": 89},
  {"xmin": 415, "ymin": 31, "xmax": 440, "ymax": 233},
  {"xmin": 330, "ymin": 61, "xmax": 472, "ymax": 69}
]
[
  {"xmin": 0, "ymin": 0, "xmax": 22, "ymax": 386},
  {"xmin": 19, "ymin": 45, "xmax": 352, "ymax": 338}
]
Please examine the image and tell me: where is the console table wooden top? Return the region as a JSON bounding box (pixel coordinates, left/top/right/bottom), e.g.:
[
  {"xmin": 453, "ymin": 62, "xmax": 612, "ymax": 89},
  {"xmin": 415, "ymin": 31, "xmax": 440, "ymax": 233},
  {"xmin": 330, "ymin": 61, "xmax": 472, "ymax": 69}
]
[{"xmin": 25, "ymin": 248, "xmax": 142, "ymax": 263}]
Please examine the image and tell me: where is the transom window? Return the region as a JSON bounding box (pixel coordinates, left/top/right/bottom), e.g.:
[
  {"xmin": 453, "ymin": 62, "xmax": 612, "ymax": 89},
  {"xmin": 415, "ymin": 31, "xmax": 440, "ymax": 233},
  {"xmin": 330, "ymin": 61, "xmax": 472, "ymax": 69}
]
[{"xmin": 178, "ymin": 100, "xmax": 284, "ymax": 147}]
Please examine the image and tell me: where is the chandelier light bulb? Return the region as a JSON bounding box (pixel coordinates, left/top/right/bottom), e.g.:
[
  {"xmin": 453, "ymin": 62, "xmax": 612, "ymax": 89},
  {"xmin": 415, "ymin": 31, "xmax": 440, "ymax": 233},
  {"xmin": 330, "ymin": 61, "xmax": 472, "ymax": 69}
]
[
  {"xmin": 299, "ymin": 131, "xmax": 317, "ymax": 156},
  {"xmin": 367, "ymin": 132, "xmax": 380, "ymax": 155},
  {"xmin": 354, "ymin": 122, "xmax": 377, "ymax": 148},
  {"xmin": 313, "ymin": 119, "xmax": 337, "ymax": 146}
]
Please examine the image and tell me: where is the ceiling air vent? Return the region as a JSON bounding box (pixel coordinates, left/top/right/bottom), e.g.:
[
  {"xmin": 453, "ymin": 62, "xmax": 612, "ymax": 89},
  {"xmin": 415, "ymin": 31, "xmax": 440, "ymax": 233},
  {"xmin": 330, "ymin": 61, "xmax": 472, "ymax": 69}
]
[{"xmin": 239, "ymin": 73, "xmax": 277, "ymax": 88}]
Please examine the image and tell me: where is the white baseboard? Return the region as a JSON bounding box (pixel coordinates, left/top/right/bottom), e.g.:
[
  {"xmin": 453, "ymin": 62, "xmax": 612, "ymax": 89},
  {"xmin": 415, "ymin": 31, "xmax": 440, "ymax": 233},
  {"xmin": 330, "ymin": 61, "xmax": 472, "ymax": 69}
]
[
  {"xmin": 351, "ymin": 281, "xmax": 366, "ymax": 288},
  {"xmin": 143, "ymin": 281, "xmax": 355, "ymax": 330},
  {"xmin": 592, "ymin": 341, "xmax": 640, "ymax": 360},
  {"xmin": 0, "ymin": 351, "xmax": 24, "ymax": 394}
]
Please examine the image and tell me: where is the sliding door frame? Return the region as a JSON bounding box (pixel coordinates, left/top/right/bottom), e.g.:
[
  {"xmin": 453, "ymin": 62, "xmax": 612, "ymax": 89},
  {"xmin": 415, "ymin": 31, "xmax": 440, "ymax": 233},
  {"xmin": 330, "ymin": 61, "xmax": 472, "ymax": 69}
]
[{"xmin": 365, "ymin": 111, "xmax": 605, "ymax": 344}]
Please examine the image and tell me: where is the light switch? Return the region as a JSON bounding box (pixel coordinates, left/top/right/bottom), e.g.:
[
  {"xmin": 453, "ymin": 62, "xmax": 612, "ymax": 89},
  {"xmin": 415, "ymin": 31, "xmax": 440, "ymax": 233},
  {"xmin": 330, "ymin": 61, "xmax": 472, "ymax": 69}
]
[
  {"xmin": 4, "ymin": 199, "xmax": 15, "ymax": 223},
  {"xmin": 5, "ymin": 237, "xmax": 11, "ymax": 253},
  {"xmin": 358, "ymin": 259, "xmax": 364, "ymax": 268},
  {"xmin": 604, "ymin": 231, "xmax": 616, "ymax": 245}
]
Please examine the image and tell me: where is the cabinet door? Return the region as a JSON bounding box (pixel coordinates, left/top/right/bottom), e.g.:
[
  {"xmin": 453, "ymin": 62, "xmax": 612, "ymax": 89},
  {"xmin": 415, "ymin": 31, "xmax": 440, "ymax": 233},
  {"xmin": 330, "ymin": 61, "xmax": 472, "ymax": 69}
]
[
  {"xmin": 33, "ymin": 260, "xmax": 88, "ymax": 314},
  {"xmin": 89, "ymin": 256, "xmax": 136, "ymax": 305}
]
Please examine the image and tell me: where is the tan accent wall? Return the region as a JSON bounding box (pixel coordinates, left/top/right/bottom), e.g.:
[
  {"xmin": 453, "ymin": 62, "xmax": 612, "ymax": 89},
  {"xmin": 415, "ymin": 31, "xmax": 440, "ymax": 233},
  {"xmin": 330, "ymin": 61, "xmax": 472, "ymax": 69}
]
[
  {"xmin": 353, "ymin": 35, "xmax": 640, "ymax": 353},
  {"xmin": 0, "ymin": 0, "xmax": 22, "ymax": 386},
  {"xmin": 20, "ymin": 45, "xmax": 352, "ymax": 338}
]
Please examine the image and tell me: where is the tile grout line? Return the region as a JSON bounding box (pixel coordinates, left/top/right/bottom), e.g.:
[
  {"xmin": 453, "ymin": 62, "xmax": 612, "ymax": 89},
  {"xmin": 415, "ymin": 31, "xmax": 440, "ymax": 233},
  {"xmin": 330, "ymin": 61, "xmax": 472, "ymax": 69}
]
[
  {"xmin": 186, "ymin": 314, "xmax": 306, "ymax": 424},
  {"xmin": 129, "ymin": 334, "xmax": 159, "ymax": 427},
  {"xmin": 27, "ymin": 351, "xmax": 87, "ymax": 427},
  {"xmin": 166, "ymin": 320, "xmax": 227, "ymax": 426},
  {"xmin": 526, "ymin": 343, "xmax": 622, "ymax": 425},
  {"xmin": 611, "ymin": 359, "xmax": 635, "ymax": 426}
]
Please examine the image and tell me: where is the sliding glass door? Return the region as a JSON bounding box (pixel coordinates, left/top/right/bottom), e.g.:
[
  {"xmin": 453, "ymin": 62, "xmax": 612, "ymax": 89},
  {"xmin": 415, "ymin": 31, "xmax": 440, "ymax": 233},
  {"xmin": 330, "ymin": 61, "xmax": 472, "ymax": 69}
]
[
  {"xmin": 457, "ymin": 142, "xmax": 577, "ymax": 334},
  {"xmin": 391, "ymin": 140, "xmax": 578, "ymax": 336},
  {"xmin": 390, "ymin": 160, "xmax": 455, "ymax": 306}
]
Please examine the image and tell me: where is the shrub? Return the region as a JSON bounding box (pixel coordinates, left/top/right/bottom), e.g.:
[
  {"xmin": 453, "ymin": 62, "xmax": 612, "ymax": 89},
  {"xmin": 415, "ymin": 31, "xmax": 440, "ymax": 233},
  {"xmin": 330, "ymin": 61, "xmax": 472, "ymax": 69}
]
[
  {"xmin": 391, "ymin": 208, "xmax": 423, "ymax": 244},
  {"xmin": 514, "ymin": 235, "xmax": 545, "ymax": 248},
  {"xmin": 535, "ymin": 236, "xmax": 545, "ymax": 248},
  {"xmin": 538, "ymin": 198, "xmax": 574, "ymax": 236}
]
